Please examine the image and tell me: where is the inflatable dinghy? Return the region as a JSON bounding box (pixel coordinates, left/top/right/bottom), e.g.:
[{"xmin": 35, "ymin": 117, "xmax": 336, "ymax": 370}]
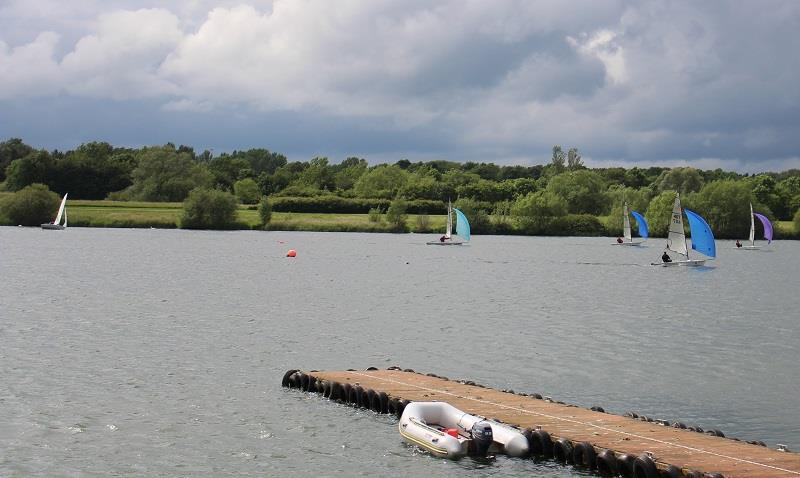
[{"xmin": 398, "ymin": 401, "xmax": 529, "ymax": 459}]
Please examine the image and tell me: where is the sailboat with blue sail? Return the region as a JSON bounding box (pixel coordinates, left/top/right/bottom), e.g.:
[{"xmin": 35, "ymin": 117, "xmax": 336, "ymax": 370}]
[
  {"xmin": 657, "ymin": 193, "xmax": 716, "ymax": 266},
  {"xmin": 736, "ymin": 203, "xmax": 773, "ymax": 250},
  {"xmin": 613, "ymin": 202, "xmax": 649, "ymax": 246},
  {"xmin": 426, "ymin": 200, "xmax": 470, "ymax": 245}
]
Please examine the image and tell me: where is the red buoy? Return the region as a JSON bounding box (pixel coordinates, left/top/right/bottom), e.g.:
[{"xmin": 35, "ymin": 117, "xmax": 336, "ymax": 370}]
[{"xmin": 286, "ymin": 249, "xmax": 297, "ymax": 257}]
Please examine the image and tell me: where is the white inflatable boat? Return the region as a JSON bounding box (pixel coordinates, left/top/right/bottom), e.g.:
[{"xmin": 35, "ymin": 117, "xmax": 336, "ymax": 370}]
[{"xmin": 398, "ymin": 401, "xmax": 529, "ymax": 459}]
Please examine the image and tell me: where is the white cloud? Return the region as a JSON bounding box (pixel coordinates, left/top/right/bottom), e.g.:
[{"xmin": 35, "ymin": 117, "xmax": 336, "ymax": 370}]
[{"xmin": 0, "ymin": 32, "xmax": 61, "ymax": 99}]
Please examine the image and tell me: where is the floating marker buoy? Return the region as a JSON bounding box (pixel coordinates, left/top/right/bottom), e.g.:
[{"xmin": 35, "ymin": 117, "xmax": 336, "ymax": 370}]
[{"xmin": 286, "ymin": 249, "xmax": 297, "ymax": 257}]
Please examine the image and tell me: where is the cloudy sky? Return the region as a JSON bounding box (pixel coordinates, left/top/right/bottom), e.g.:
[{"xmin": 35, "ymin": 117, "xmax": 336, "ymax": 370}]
[{"xmin": 1, "ymin": 0, "xmax": 798, "ymax": 171}]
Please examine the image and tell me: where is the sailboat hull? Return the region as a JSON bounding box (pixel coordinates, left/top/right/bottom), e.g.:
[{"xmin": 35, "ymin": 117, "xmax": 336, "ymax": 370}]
[
  {"xmin": 426, "ymin": 241, "xmax": 465, "ymax": 245},
  {"xmin": 654, "ymin": 259, "xmax": 706, "ymax": 267},
  {"xmin": 611, "ymin": 241, "xmax": 645, "ymax": 246},
  {"xmin": 41, "ymin": 223, "xmax": 65, "ymax": 230}
]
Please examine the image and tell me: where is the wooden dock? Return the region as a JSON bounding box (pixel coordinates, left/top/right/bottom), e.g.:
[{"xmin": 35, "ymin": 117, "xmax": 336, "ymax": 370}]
[{"xmin": 286, "ymin": 368, "xmax": 800, "ymax": 478}]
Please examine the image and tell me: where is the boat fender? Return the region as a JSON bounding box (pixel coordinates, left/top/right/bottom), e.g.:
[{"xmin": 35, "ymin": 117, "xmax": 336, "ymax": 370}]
[
  {"xmin": 553, "ymin": 438, "xmax": 574, "ymax": 463},
  {"xmin": 282, "ymin": 369, "xmax": 299, "ymax": 387},
  {"xmin": 529, "ymin": 429, "xmax": 553, "ymax": 457},
  {"xmin": 363, "ymin": 389, "xmax": 376, "ymax": 409},
  {"xmin": 469, "ymin": 421, "xmax": 494, "ymax": 457},
  {"xmin": 632, "ymin": 454, "xmax": 659, "ymax": 478},
  {"xmin": 596, "ymin": 449, "xmax": 617, "ymax": 477},
  {"xmin": 298, "ymin": 373, "xmax": 309, "ymax": 391},
  {"xmin": 662, "ymin": 464, "xmax": 682, "ymax": 478},
  {"xmin": 388, "ymin": 398, "xmax": 399, "ymax": 416},
  {"xmin": 395, "ymin": 399, "xmax": 408, "ymax": 419},
  {"xmin": 572, "ymin": 441, "xmax": 597, "ymax": 469},
  {"xmin": 616, "ymin": 454, "xmax": 636, "ymax": 478},
  {"xmin": 377, "ymin": 392, "xmax": 389, "ymax": 414}
]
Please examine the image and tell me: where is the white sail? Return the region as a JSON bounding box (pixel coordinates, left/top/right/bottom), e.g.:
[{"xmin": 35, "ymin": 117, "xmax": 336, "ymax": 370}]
[
  {"xmin": 748, "ymin": 202, "xmax": 755, "ymax": 246},
  {"xmin": 666, "ymin": 194, "xmax": 688, "ymax": 257},
  {"xmin": 53, "ymin": 193, "xmax": 68, "ymax": 226},
  {"xmin": 445, "ymin": 200, "xmax": 452, "ymax": 239},
  {"xmin": 623, "ymin": 202, "xmax": 632, "ymax": 242}
]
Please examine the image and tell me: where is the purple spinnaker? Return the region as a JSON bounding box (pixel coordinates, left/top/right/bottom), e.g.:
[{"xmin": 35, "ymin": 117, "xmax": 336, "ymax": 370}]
[{"xmin": 753, "ymin": 213, "xmax": 773, "ymax": 243}]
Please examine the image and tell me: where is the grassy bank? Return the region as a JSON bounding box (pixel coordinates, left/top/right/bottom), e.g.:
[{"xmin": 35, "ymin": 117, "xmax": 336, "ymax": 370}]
[{"xmin": 3, "ymin": 198, "xmax": 798, "ymax": 238}]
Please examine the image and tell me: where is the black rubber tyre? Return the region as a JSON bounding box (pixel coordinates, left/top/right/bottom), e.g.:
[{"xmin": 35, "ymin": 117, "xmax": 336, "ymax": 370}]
[
  {"xmin": 329, "ymin": 381, "xmax": 343, "ymax": 401},
  {"xmin": 683, "ymin": 470, "xmax": 704, "ymax": 478},
  {"xmin": 282, "ymin": 369, "xmax": 299, "ymax": 387},
  {"xmin": 340, "ymin": 383, "xmax": 352, "ymax": 401},
  {"xmin": 661, "ymin": 464, "xmax": 681, "ymax": 478},
  {"xmin": 553, "ymin": 438, "xmax": 574, "ymax": 463},
  {"xmin": 388, "ymin": 398, "xmax": 399, "ymax": 416},
  {"xmin": 632, "ymin": 454, "xmax": 659, "ymax": 478},
  {"xmin": 617, "ymin": 454, "xmax": 636, "ymax": 478},
  {"xmin": 377, "ymin": 392, "xmax": 389, "ymax": 414},
  {"xmin": 596, "ymin": 449, "xmax": 617, "ymax": 477},
  {"xmin": 349, "ymin": 385, "xmax": 363, "ymax": 406},
  {"xmin": 529, "ymin": 429, "xmax": 553, "ymax": 457},
  {"xmin": 366, "ymin": 366, "xmax": 378, "ymax": 371},
  {"xmin": 369, "ymin": 390, "xmax": 382, "ymax": 412},
  {"xmin": 288, "ymin": 372, "xmax": 302, "ymax": 389},
  {"xmin": 321, "ymin": 381, "xmax": 332, "ymax": 398},
  {"xmin": 363, "ymin": 389, "xmax": 376, "ymax": 409},
  {"xmin": 395, "ymin": 399, "xmax": 408, "ymax": 419},
  {"xmin": 297, "ymin": 373, "xmax": 309, "ymax": 391},
  {"xmin": 572, "ymin": 442, "xmax": 596, "ymax": 469},
  {"xmin": 305, "ymin": 375, "xmax": 317, "ymax": 393}
]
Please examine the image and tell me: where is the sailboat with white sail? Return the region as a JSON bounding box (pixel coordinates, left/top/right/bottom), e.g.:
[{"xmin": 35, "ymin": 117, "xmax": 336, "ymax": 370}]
[
  {"xmin": 613, "ymin": 202, "xmax": 649, "ymax": 246},
  {"xmin": 41, "ymin": 193, "xmax": 68, "ymax": 230},
  {"xmin": 426, "ymin": 200, "xmax": 470, "ymax": 245},
  {"xmin": 656, "ymin": 193, "xmax": 715, "ymax": 266},
  {"xmin": 736, "ymin": 203, "xmax": 773, "ymax": 250}
]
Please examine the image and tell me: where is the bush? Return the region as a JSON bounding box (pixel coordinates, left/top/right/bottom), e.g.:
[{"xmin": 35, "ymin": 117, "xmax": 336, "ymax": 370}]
[
  {"xmin": 414, "ymin": 214, "xmax": 430, "ymax": 232},
  {"xmin": 269, "ymin": 195, "xmax": 445, "ymax": 214},
  {"xmin": 180, "ymin": 188, "xmax": 239, "ymax": 229},
  {"xmin": 549, "ymin": 214, "xmax": 606, "ymax": 236},
  {"xmin": 385, "ymin": 198, "xmax": 408, "ymax": 232},
  {"xmin": 0, "ymin": 183, "xmax": 59, "ymax": 226},
  {"xmin": 367, "ymin": 207, "xmax": 383, "ymax": 223},
  {"xmin": 258, "ymin": 196, "xmax": 273, "ymax": 226},
  {"xmin": 795, "ymin": 208, "xmax": 800, "ymax": 235}
]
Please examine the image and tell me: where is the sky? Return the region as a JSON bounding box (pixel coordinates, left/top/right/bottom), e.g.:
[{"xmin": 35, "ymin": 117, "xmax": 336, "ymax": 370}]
[{"xmin": 1, "ymin": 0, "xmax": 798, "ymax": 172}]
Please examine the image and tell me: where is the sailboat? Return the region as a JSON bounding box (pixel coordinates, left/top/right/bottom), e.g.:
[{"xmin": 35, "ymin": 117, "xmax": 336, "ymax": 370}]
[
  {"xmin": 736, "ymin": 203, "xmax": 773, "ymax": 250},
  {"xmin": 41, "ymin": 193, "xmax": 68, "ymax": 230},
  {"xmin": 426, "ymin": 201, "xmax": 470, "ymax": 245},
  {"xmin": 656, "ymin": 193, "xmax": 715, "ymax": 266},
  {"xmin": 612, "ymin": 202, "xmax": 649, "ymax": 245}
]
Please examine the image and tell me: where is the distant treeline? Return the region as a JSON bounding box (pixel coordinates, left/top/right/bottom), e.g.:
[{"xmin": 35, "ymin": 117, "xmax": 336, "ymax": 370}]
[{"xmin": 1, "ymin": 138, "xmax": 799, "ymax": 238}]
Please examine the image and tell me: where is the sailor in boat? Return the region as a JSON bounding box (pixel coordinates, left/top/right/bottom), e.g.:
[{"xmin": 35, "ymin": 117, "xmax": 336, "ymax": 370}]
[
  {"xmin": 440, "ymin": 235, "xmax": 446, "ymax": 243},
  {"xmin": 735, "ymin": 239, "xmax": 742, "ymax": 248},
  {"xmin": 617, "ymin": 237, "xmax": 623, "ymax": 243},
  {"xmin": 661, "ymin": 251, "xmax": 672, "ymax": 263}
]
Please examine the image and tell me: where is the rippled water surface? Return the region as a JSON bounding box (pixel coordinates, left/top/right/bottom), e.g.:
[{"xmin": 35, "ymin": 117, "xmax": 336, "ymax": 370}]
[{"xmin": 1, "ymin": 227, "xmax": 798, "ymax": 477}]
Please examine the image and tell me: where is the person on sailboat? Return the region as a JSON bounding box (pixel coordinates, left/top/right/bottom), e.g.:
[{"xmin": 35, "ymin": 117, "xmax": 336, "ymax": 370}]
[
  {"xmin": 661, "ymin": 251, "xmax": 672, "ymax": 263},
  {"xmin": 735, "ymin": 239, "xmax": 742, "ymax": 248},
  {"xmin": 616, "ymin": 237, "xmax": 623, "ymax": 243},
  {"xmin": 440, "ymin": 235, "xmax": 446, "ymax": 243}
]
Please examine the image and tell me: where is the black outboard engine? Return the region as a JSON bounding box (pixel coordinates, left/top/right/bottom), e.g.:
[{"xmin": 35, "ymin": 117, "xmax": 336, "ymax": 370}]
[{"xmin": 469, "ymin": 421, "xmax": 494, "ymax": 457}]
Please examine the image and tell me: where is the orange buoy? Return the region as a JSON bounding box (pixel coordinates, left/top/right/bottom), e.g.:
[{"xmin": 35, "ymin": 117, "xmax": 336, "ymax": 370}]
[{"xmin": 286, "ymin": 249, "xmax": 297, "ymax": 257}]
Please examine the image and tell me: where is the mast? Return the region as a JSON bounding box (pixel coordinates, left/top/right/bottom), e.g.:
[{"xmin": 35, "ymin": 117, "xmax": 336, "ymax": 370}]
[
  {"xmin": 749, "ymin": 203, "xmax": 755, "ymax": 246},
  {"xmin": 445, "ymin": 200, "xmax": 452, "ymax": 238},
  {"xmin": 667, "ymin": 193, "xmax": 689, "ymax": 258}
]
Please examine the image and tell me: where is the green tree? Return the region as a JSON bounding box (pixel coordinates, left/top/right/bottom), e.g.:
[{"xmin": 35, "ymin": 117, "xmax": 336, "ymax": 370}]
[
  {"xmin": 0, "ymin": 138, "xmax": 35, "ymax": 182},
  {"xmin": 180, "ymin": 188, "xmax": 239, "ymax": 229},
  {"xmin": 353, "ymin": 165, "xmax": 409, "ymax": 199},
  {"xmin": 0, "ymin": 183, "xmax": 59, "ymax": 225},
  {"xmin": 655, "ymin": 167, "xmax": 704, "ymax": 194},
  {"xmin": 794, "ymin": 208, "xmax": 800, "ymax": 234},
  {"xmin": 385, "ymin": 198, "xmax": 408, "ymax": 231},
  {"xmin": 454, "ymin": 197, "xmax": 491, "ymax": 233},
  {"xmin": 208, "ymin": 154, "xmax": 250, "ymax": 191},
  {"xmin": 233, "ymin": 178, "xmax": 261, "ymax": 204},
  {"xmin": 51, "ymin": 142, "xmax": 135, "ymax": 199},
  {"xmin": 333, "ymin": 158, "xmax": 367, "ymax": 191},
  {"xmin": 549, "ymin": 145, "xmax": 565, "ymax": 175},
  {"xmin": 546, "ymin": 170, "xmax": 607, "ymax": 214},
  {"xmin": 294, "ymin": 156, "xmax": 334, "ymax": 191},
  {"xmin": 511, "ymin": 190, "xmax": 567, "ymax": 233},
  {"xmin": 4, "ymin": 150, "xmax": 56, "ymax": 191},
  {"xmin": 258, "ymin": 196, "xmax": 273, "ymax": 226},
  {"xmin": 644, "ymin": 190, "xmax": 678, "ymax": 237},
  {"xmin": 567, "ymin": 147, "xmax": 584, "ymax": 170},
  {"xmin": 689, "ymin": 179, "xmax": 754, "ymax": 238},
  {"xmin": 126, "ymin": 145, "xmax": 213, "ymax": 201}
]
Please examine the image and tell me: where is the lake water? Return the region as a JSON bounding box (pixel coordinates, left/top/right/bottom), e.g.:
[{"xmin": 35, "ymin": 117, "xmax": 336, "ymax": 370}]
[{"xmin": 1, "ymin": 227, "xmax": 798, "ymax": 477}]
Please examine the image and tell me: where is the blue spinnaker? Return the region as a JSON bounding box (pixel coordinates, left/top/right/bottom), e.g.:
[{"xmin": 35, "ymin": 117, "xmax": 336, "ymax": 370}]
[
  {"xmin": 753, "ymin": 212, "xmax": 773, "ymax": 243},
  {"xmin": 454, "ymin": 208, "xmax": 470, "ymax": 242},
  {"xmin": 630, "ymin": 210, "xmax": 649, "ymax": 239},
  {"xmin": 684, "ymin": 208, "xmax": 716, "ymax": 258}
]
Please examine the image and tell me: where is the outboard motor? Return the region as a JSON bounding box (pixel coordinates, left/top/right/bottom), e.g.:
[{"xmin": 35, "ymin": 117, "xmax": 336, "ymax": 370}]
[{"xmin": 469, "ymin": 421, "xmax": 494, "ymax": 457}]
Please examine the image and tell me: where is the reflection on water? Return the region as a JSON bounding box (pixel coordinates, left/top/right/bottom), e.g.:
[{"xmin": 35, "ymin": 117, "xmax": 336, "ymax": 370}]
[{"xmin": 1, "ymin": 227, "xmax": 798, "ymax": 476}]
